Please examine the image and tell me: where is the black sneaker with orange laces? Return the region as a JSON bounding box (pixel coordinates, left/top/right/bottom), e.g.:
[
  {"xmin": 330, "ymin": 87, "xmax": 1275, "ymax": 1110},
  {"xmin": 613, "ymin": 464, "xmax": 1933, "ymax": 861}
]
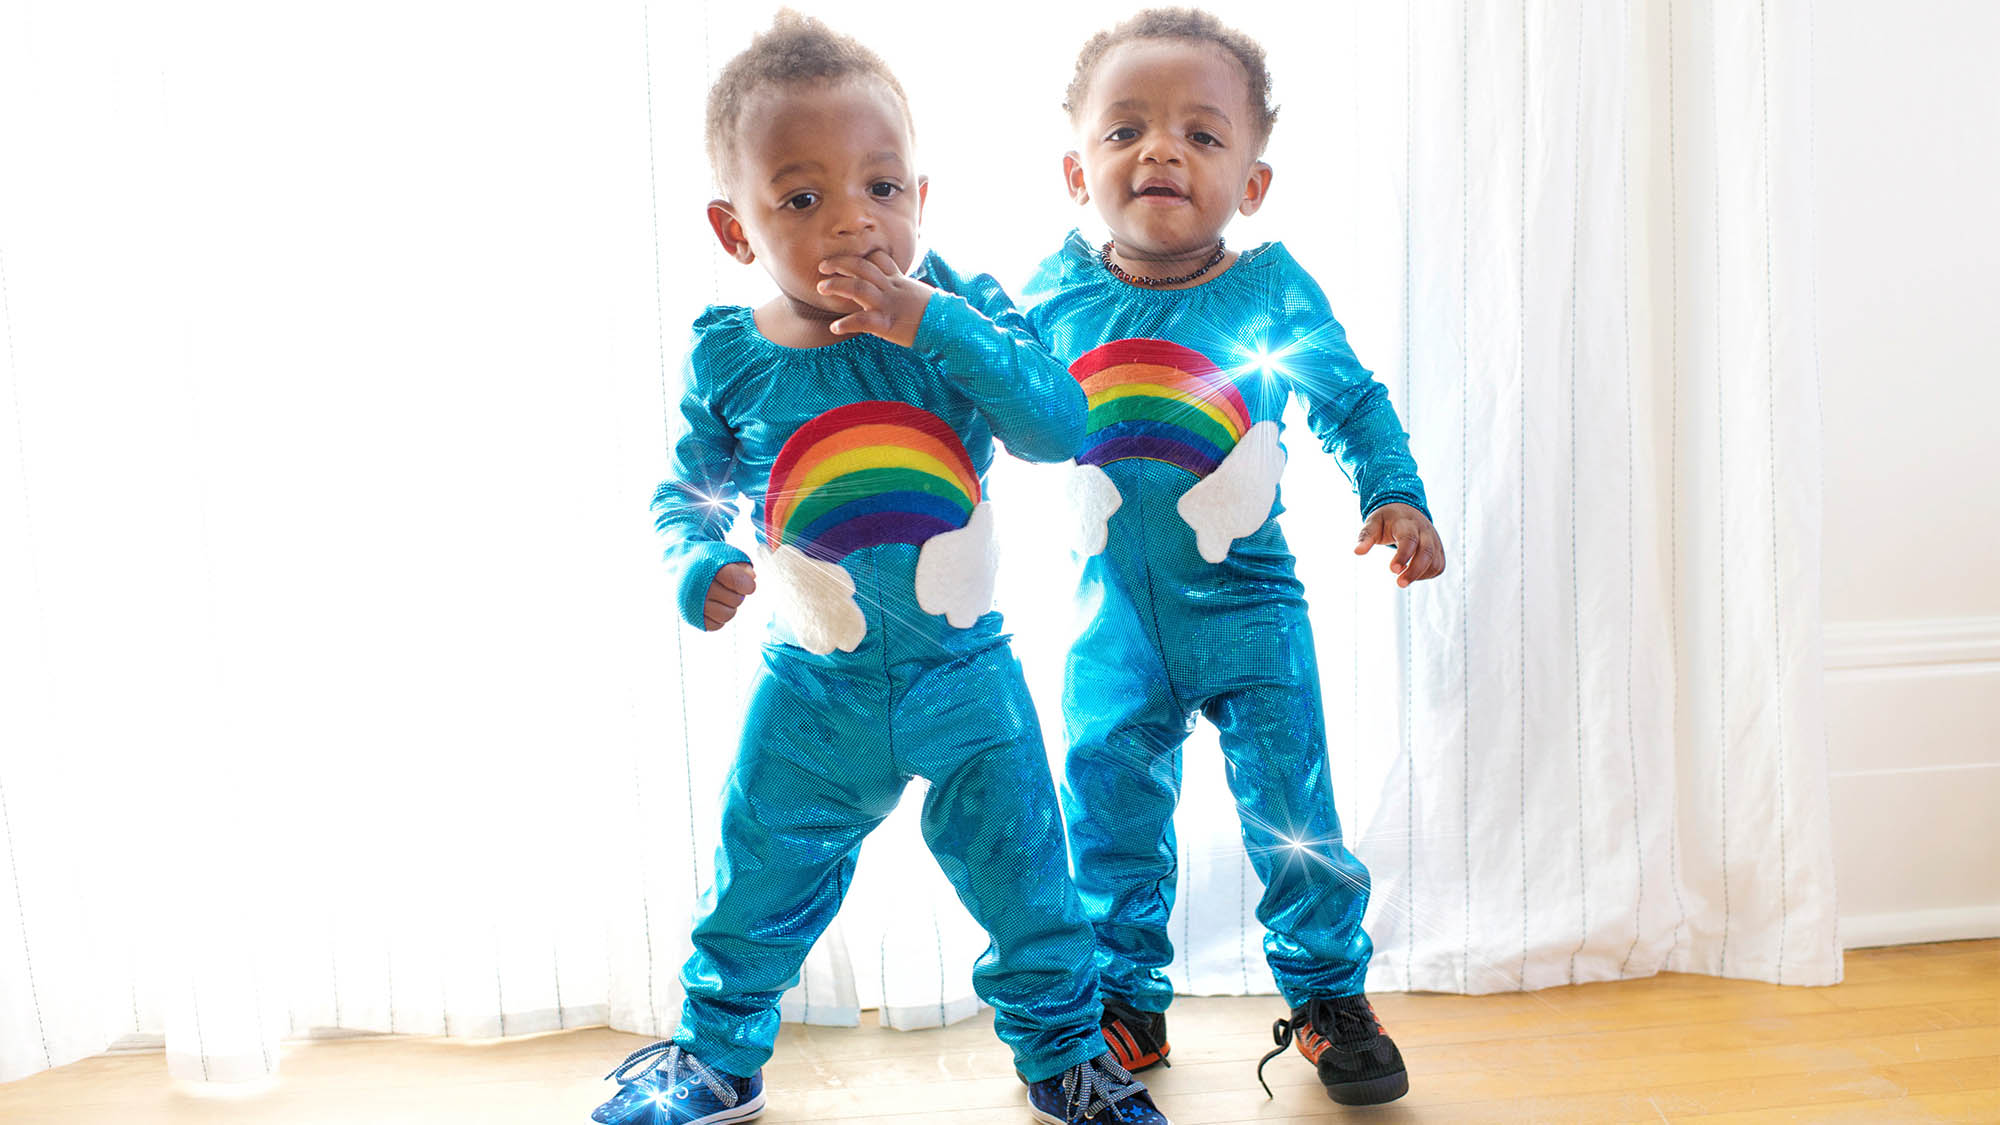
[
  {"xmin": 1254, "ymin": 994, "xmax": 1408, "ymax": 1105},
  {"xmin": 1098, "ymin": 998, "xmax": 1172, "ymax": 1073}
]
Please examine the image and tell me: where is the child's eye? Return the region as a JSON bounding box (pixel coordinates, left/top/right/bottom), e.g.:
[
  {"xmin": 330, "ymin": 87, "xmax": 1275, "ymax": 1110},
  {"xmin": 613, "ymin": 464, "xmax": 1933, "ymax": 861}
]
[
  {"xmin": 784, "ymin": 192, "xmax": 818, "ymax": 211},
  {"xmin": 1106, "ymin": 126, "xmax": 1139, "ymax": 143},
  {"xmin": 868, "ymin": 181, "xmax": 902, "ymax": 199},
  {"xmin": 1190, "ymin": 131, "xmax": 1221, "ymax": 147}
]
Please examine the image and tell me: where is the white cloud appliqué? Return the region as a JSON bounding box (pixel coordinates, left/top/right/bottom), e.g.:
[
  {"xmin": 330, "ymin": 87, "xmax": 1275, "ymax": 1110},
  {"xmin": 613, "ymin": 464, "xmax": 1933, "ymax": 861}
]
[
  {"xmin": 1176, "ymin": 420, "xmax": 1286, "ymax": 563},
  {"xmin": 913, "ymin": 501, "xmax": 998, "ymax": 628},
  {"xmin": 758, "ymin": 543, "xmax": 867, "ymax": 655},
  {"xmin": 1066, "ymin": 463, "xmax": 1123, "ymax": 558}
]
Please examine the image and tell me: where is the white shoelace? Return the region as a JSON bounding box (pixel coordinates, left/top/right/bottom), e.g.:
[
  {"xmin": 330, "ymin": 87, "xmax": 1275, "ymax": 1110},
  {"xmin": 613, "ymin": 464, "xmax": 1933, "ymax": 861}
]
[{"xmin": 1062, "ymin": 1054, "xmax": 1142, "ymax": 1119}]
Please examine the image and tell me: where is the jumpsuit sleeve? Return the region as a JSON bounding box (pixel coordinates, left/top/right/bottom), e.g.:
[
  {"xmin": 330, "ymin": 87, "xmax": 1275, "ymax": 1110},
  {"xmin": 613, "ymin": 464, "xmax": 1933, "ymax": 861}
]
[
  {"xmin": 1281, "ymin": 269, "xmax": 1432, "ymax": 521},
  {"xmin": 652, "ymin": 358, "xmax": 752, "ymax": 630},
  {"xmin": 910, "ymin": 253, "xmax": 1087, "ymax": 464}
]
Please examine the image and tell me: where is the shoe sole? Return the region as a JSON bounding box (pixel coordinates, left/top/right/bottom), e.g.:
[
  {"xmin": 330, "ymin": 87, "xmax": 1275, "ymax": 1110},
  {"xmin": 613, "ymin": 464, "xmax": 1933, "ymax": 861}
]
[
  {"xmin": 1323, "ymin": 1069, "xmax": 1409, "ymax": 1106},
  {"xmin": 677, "ymin": 1092, "xmax": 767, "ymax": 1124}
]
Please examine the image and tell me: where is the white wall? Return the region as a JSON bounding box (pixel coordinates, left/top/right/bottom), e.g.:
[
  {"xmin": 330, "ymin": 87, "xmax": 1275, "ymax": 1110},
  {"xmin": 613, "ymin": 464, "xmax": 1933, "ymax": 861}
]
[{"xmin": 1816, "ymin": 0, "xmax": 2000, "ymax": 946}]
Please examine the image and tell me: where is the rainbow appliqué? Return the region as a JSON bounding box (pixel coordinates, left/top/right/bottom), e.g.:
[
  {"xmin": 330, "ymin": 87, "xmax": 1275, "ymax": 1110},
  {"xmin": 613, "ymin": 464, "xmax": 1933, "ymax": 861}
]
[
  {"xmin": 1072, "ymin": 338, "xmax": 1252, "ymax": 478},
  {"xmin": 762, "ymin": 401, "xmax": 981, "ymax": 562}
]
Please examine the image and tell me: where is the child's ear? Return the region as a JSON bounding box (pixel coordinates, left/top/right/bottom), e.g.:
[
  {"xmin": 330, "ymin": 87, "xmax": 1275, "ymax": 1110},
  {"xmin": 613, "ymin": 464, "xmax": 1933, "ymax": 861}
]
[
  {"xmin": 707, "ymin": 200, "xmax": 755, "ymax": 264},
  {"xmin": 1237, "ymin": 162, "xmax": 1273, "ymax": 217},
  {"xmin": 1062, "ymin": 152, "xmax": 1090, "ymax": 205},
  {"xmin": 916, "ymin": 174, "xmax": 929, "ymax": 222}
]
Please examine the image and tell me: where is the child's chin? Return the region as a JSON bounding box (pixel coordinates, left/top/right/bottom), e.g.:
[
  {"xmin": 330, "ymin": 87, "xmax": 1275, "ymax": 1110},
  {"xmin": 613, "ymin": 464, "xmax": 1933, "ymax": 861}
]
[
  {"xmin": 1115, "ymin": 214, "xmax": 1219, "ymax": 245},
  {"xmin": 1115, "ymin": 229, "xmax": 1224, "ymax": 257}
]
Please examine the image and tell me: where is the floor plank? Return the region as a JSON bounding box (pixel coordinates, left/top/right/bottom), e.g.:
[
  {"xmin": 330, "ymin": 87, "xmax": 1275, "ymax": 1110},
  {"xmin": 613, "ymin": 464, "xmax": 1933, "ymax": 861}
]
[{"xmin": 0, "ymin": 940, "xmax": 1991, "ymax": 1123}]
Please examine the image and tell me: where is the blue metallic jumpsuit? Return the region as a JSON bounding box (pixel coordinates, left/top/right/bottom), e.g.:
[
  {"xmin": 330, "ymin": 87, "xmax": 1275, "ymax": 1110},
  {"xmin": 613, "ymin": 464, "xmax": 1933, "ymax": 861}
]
[
  {"xmin": 654, "ymin": 254, "xmax": 1104, "ymax": 1082},
  {"xmin": 1022, "ymin": 232, "xmax": 1431, "ymax": 1012}
]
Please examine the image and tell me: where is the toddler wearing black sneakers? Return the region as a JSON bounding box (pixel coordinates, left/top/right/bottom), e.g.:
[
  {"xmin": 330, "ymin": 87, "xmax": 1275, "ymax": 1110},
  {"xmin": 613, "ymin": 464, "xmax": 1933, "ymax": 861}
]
[{"xmin": 1021, "ymin": 7, "xmax": 1446, "ymax": 1107}]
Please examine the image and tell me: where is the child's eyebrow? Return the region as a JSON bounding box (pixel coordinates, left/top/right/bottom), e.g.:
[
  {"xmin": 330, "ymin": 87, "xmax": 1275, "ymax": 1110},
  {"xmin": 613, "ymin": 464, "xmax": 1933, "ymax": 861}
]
[
  {"xmin": 862, "ymin": 150, "xmax": 906, "ymax": 168},
  {"xmin": 1102, "ymin": 98, "xmax": 1232, "ymax": 126},
  {"xmin": 769, "ymin": 160, "xmax": 824, "ymax": 185}
]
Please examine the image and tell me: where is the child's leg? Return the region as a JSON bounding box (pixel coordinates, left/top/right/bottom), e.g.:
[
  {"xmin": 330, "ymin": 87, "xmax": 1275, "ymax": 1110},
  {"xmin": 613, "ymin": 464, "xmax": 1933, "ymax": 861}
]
[
  {"xmin": 899, "ymin": 645, "xmax": 1107, "ymax": 1083},
  {"xmin": 1201, "ymin": 635, "xmax": 1373, "ymax": 1004},
  {"xmin": 1058, "ymin": 612, "xmax": 1190, "ymax": 1015},
  {"xmin": 676, "ymin": 658, "xmax": 904, "ymax": 1077}
]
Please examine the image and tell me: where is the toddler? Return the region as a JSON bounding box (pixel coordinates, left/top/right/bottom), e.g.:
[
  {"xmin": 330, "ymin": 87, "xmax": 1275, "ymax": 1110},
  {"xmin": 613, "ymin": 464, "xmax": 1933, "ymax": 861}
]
[
  {"xmin": 1022, "ymin": 7, "xmax": 1446, "ymax": 1108},
  {"xmin": 591, "ymin": 13, "xmax": 1169, "ymax": 1125}
]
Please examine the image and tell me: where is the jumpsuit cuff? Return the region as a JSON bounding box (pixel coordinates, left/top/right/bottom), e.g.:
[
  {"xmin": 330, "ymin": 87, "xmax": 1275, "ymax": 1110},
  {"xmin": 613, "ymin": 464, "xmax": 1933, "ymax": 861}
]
[
  {"xmin": 1015, "ymin": 1034, "xmax": 1115, "ymax": 1085},
  {"xmin": 673, "ymin": 540, "xmax": 753, "ymax": 630}
]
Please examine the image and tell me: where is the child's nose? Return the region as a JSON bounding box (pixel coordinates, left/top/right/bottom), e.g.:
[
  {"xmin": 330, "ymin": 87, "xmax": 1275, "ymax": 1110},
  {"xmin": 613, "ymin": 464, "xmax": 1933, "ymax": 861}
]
[
  {"xmin": 1138, "ymin": 137, "xmax": 1184, "ymax": 166},
  {"xmin": 829, "ymin": 193, "xmax": 878, "ymax": 237}
]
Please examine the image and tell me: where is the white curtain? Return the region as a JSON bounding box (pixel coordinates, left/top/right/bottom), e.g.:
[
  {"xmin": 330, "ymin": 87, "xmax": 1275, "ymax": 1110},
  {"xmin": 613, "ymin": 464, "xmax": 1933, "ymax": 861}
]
[{"xmin": 0, "ymin": 0, "xmax": 1837, "ymax": 1088}]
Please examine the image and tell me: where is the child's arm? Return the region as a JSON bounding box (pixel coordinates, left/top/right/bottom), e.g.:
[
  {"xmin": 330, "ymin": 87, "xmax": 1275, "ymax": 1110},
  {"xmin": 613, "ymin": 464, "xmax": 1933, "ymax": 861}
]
[
  {"xmin": 1282, "ymin": 285, "xmax": 1447, "ymax": 588},
  {"xmin": 652, "ymin": 372, "xmax": 758, "ymax": 630},
  {"xmin": 818, "ymin": 250, "xmax": 1086, "ymax": 463}
]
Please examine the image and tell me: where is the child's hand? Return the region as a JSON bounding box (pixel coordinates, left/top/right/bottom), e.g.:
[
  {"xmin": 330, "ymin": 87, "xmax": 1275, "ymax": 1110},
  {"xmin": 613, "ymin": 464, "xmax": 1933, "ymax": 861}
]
[
  {"xmin": 703, "ymin": 562, "xmax": 757, "ymax": 631},
  {"xmin": 1354, "ymin": 503, "xmax": 1447, "ymax": 588},
  {"xmin": 817, "ymin": 250, "xmax": 935, "ymax": 347}
]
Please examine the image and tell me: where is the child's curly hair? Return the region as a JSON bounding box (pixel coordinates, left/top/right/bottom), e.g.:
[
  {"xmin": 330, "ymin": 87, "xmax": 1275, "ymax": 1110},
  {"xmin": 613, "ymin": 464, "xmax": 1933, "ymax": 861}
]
[
  {"xmin": 1063, "ymin": 8, "xmax": 1278, "ymax": 149},
  {"xmin": 705, "ymin": 10, "xmax": 914, "ymax": 193}
]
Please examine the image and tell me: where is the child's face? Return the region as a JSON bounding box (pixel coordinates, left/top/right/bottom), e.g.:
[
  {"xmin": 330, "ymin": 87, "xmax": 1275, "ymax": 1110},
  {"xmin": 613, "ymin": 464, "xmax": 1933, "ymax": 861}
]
[
  {"xmin": 1065, "ymin": 39, "xmax": 1270, "ymax": 257},
  {"xmin": 708, "ymin": 79, "xmax": 926, "ymax": 318}
]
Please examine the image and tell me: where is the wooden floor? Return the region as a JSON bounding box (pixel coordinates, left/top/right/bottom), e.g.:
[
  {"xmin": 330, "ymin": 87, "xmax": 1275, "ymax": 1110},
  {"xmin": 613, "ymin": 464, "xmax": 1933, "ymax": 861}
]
[{"xmin": 2, "ymin": 941, "xmax": 1994, "ymax": 1124}]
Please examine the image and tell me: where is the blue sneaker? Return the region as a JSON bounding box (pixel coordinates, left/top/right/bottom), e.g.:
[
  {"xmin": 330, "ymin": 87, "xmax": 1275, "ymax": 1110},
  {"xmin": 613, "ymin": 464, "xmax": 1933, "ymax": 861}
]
[
  {"xmin": 590, "ymin": 1041, "xmax": 765, "ymax": 1124},
  {"xmin": 1025, "ymin": 1052, "xmax": 1170, "ymax": 1124}
]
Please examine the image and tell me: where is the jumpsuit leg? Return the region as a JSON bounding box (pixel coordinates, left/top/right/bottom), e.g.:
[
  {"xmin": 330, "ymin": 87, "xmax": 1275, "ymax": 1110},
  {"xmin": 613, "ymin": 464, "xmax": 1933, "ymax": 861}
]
[
  {"xmin": 1202, "ymin": 631, "xmax": 1373, "ymax": 1006},
  {"xmin": 901, "ymin": 645, "xmax": 1105, "ymax": 1082},
  {"xmin": 1059, "ymin": 599, "xmax": 1192, "ymax": 1015},
  {"xmin": 675, "ymin": 654, "xmax": 903, "ymax": 1078}
]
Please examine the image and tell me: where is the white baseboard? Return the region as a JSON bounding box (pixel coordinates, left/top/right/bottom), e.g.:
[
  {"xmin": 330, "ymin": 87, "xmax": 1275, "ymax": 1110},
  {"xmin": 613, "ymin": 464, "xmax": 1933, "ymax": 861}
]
[
  {"xmin": 1825, "ymin": 616, "xmax": 2000, "ymax": 671},
  {"xmin": 1839, "ymin": 904, "xmax": 2000, "ymax": 949}
]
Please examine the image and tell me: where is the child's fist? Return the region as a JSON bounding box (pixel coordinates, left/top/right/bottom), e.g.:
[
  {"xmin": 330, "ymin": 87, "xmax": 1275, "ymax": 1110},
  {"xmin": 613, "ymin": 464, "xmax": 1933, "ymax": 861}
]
[
  {"xmin": 817, "ymin": 250, "xmax": 934, "ymax": 347},
  {"xmin": 1354, "ymin": 503, "xmax": 1447, "ymax": 588},
  {"xmin": 703, "ymin": 562, "xmax": 757, "ymax": 631}
]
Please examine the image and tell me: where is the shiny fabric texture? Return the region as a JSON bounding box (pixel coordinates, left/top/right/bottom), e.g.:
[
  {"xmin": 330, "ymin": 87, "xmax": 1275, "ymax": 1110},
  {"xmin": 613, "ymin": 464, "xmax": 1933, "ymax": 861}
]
[
  {"xmin": 654, "ymin": 252, "xmax": 1085, "ymax": 631},
  {"xmin": 652, "ymin": 253, "xmax": 1103, "ymax": 1081},
  {"xmin": 1022, "ymin": 232, "xmax": 1430, "ymax": 1011}
]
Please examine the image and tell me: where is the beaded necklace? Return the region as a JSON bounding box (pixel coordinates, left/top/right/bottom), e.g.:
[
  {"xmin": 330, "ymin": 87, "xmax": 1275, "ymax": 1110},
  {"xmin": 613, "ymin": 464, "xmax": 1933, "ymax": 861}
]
[{"xmin": 1098, "ymin": 239, "xmax": 1226, "ymax": 287}]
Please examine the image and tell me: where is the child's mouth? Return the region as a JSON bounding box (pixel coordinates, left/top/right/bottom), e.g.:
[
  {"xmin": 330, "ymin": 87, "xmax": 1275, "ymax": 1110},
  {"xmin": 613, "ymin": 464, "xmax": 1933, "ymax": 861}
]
[{"xmin": 1134, "ymin": 180, "xmax": 1186, "ymax": 201}]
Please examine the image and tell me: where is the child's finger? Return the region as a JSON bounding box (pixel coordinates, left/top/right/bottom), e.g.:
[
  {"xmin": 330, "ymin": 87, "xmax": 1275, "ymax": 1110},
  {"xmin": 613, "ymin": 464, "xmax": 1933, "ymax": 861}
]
[
  {"xmin": 863, "ymin": 247, "xmax": 904, "ymax": 279},
  {"xmin": 842, "ymin": 251, "xmax": 897, "ymax": 287},
  {"xmin": 1391, "ymin": 531, "xmax": 1419, "ymax": 572},
  {"xmin": 829, "ymin": 310, "xmax": 891, "ymax": 336},
  {"xmin": 1353, "ymin": 513, "xmax": 1384, "ymax": 555},
  {"xmin": 703, "ymin": 600, "xmax": 736, "ymax": 630},
  {"xmin": 816, "ymin": 276, "xmax": 882, "ymax": 309},
  {"xmin": 1397, "ymin": 544, "xmax": 1434, "ymax": 587},
  {"xmin": 716, "ymin": 563, "xmax": 756, "ymax": 596},
  {"xmin": 820, "ymin": 253, "xmax": 895, "ymax": 288}
]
